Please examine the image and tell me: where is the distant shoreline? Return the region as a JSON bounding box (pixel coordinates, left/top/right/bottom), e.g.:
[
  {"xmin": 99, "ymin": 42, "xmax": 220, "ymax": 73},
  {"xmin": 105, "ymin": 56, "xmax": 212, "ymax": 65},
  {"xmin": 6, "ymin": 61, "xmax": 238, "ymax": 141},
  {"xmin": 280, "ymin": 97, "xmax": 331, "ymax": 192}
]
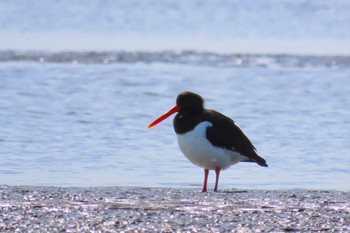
[{"xmin": 1, "ymin": 31, "xmax": 350, "ymax": 56}]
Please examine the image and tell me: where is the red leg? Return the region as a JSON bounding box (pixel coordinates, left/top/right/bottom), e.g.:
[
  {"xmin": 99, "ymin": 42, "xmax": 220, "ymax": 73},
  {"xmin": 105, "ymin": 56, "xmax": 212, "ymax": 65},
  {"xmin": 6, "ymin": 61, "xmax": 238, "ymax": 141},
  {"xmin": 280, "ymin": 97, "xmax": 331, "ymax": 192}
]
[
  {"xmin": 214, "ymin": 167, "xmax": 221, "ymax": 192},
  {"xmin": 202, "ymin": 169, "xmax": 209, "ymax": 192}
]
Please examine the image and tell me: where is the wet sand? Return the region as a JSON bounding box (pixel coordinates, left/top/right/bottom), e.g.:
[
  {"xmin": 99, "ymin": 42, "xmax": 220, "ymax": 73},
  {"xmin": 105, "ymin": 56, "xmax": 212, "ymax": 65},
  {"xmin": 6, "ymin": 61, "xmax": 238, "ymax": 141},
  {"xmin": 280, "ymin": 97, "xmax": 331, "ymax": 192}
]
[{"xmin": 0, "ymin": 185, "xmax": 349, "ymax": 232}]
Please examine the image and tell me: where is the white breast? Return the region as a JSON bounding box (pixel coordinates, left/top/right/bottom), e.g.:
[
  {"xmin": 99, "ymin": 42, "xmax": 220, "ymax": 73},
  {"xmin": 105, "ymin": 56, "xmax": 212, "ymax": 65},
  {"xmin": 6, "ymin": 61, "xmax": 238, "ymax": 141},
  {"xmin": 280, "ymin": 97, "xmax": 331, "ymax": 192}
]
[{"xmin": 176, "ymin": 121, "xmax": 242, "ymax": 170}]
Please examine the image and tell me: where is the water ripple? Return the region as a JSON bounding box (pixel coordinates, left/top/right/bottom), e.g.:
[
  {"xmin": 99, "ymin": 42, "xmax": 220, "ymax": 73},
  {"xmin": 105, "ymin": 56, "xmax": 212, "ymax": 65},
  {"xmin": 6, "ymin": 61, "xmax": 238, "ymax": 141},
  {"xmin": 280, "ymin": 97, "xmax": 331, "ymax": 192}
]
[{"xmin": 0, "ymin": 50, "xmax": 349, "ymax": 68}]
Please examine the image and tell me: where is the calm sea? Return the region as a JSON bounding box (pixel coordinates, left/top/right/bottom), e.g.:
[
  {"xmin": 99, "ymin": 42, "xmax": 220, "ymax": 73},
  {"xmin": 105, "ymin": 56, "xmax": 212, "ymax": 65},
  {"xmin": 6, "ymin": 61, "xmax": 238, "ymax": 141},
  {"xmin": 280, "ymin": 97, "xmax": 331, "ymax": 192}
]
[{"xmin": 0, "ymin": 0, "xmax": 349, "ymax": 190}]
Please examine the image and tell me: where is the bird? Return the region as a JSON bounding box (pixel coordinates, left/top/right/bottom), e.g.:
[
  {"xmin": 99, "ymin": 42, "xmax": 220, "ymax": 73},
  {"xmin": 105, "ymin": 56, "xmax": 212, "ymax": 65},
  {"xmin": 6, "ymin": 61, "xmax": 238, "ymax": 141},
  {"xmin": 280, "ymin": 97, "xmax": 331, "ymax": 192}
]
[{"xmin": 148, "ymin": 91, "xmax": 268, "ymax": 192}]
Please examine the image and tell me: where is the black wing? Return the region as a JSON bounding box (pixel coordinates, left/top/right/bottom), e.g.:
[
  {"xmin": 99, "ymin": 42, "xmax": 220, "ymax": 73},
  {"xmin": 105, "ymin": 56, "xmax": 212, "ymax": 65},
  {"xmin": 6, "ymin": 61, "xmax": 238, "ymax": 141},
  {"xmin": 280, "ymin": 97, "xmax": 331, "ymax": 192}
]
[{"xmin": 204, "ymin": 110, "xmax": 268, "ymax": 167}]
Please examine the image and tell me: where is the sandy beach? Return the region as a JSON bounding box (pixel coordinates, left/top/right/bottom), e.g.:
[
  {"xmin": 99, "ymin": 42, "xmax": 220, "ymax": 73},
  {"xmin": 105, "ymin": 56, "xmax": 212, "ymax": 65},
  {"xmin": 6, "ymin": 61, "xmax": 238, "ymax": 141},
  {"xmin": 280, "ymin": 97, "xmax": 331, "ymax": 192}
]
[{"xmin": 0, "ymin": 185, "xmax": 349, "ymax": 232}]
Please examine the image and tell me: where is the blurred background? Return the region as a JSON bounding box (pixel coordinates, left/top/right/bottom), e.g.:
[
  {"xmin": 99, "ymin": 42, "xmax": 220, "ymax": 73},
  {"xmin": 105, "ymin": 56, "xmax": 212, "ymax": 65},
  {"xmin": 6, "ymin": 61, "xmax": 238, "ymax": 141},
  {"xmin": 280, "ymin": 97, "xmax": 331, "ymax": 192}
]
[
  {"xmin": 0, "ymin": 0, "xmax": 349, "ymax": 190},
  {"xmin": 1, "ymin": 0, "xmax": 349, "ymax": 54}
]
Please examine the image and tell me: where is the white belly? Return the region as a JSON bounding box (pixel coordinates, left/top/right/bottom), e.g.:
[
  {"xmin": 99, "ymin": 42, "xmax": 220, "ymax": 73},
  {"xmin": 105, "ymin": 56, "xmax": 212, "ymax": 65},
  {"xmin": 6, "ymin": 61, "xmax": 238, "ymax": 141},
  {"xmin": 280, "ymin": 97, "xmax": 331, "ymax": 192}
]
[{"xmin": 176, "ymin": 121, "xmax": 242, "ymax": 170}]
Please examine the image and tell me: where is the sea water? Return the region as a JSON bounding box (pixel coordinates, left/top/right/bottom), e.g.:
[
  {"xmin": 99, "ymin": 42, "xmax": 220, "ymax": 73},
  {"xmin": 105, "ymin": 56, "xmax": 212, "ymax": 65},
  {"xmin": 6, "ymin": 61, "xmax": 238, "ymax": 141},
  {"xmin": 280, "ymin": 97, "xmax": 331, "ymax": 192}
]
[{"xmin": 0, "ymin": 1, "xmax": 349, "ymax": 190}]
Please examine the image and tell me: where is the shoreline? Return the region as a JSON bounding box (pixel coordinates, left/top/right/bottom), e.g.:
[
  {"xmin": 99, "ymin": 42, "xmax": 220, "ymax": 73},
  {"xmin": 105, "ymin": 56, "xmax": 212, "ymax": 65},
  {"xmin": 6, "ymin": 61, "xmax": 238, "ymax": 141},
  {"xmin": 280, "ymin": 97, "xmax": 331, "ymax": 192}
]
[
  {"xmin": 1, "ymin": 32, "xmax": 350, "ymax": 56},
  {"xmin": 1, "ymin": 185, "xmax": 349, "ymax": 232}
]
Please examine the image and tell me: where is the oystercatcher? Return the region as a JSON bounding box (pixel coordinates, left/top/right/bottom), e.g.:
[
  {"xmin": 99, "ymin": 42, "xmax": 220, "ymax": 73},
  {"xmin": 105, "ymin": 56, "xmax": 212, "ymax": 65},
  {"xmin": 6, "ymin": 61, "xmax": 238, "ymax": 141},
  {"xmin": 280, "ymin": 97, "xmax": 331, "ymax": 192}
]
[{"xmin": 148, "ymin": 91, "xmax": 268, "ymax": 192}]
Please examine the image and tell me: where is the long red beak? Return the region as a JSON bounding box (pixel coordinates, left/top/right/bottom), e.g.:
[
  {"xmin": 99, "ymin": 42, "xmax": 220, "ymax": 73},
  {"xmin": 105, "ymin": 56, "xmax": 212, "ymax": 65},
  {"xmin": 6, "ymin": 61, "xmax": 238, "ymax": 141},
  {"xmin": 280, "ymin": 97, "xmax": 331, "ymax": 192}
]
[{"xmin": 148, "ymin": 105, "xmax": 181, "ymax": 128}]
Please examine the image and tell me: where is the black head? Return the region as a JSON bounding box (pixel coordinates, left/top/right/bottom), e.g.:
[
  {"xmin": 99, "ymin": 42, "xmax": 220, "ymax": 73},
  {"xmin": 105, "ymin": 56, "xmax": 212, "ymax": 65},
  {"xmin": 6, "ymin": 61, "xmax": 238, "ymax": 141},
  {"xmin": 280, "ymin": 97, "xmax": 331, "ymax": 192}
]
[
  {"xmin": 176, "ymin": 91, "xmax": 204, "ymax": 115},
  {"xmin": 148, "ymin": 91, "xmax": 205, "ymax": 129}
]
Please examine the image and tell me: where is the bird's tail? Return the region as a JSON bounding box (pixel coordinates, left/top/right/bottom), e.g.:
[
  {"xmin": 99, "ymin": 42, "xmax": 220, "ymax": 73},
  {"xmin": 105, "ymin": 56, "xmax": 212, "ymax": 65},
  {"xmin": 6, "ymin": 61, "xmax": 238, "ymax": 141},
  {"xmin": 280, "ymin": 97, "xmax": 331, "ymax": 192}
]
[
  {"xmin": 240, "ymin": 154, "xmax": 268, "ymax": 167},
  {"xmin": 256, "ymin": 156, "xmax": 268, "ymax": 167}
]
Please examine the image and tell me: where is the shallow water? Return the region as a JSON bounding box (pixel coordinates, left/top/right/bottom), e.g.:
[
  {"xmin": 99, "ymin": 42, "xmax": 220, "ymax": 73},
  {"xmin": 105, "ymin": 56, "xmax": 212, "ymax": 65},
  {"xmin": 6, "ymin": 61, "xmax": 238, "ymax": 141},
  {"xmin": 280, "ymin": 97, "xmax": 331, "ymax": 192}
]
[
  {"xmin": 0, "ymin": 52, "xmax": 349, "ymax": 190},
  {"xmin": 1, "ymin": 0, "xmax": 350, "ymax": 190}
]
